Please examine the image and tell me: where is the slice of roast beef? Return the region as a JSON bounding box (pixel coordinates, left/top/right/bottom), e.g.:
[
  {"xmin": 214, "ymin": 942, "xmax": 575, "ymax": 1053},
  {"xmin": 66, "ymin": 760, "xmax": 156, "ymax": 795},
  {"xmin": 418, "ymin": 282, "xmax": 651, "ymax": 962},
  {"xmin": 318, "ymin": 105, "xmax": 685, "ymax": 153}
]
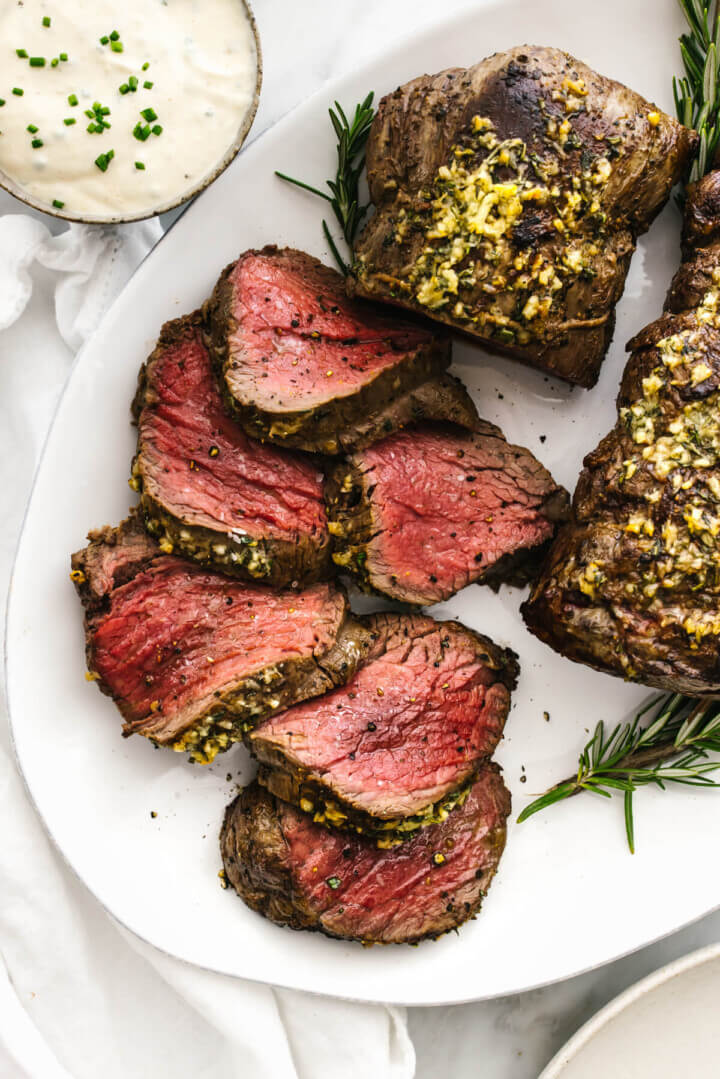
[
  {"xmin": 131, "ymin": 312, "xmax": 330, "ymax": 587},
  {"xmin": 349, "ymin": 47, "xmax": 697, "ymax": 387},
  {"xmin": 522, "ymin": 169, "xmax": 720, "ymax": 693},
  {"xmin": 220, "ymin": 765, "xmax": 509, "ymax": 943},
  {"xmin": 72, "ymin": 517, "xmax": 370, "ymax": 761},
  {"xmin": 204, "ymin": 246, "xmax": 478, "ymax": 454},
  {"xmin": 327, "ymin": 421, "xmax": 569, "ymax": 605},
  {"xmin": 249, "ymin": 612, "xmax": 517, "ymax": 844}
]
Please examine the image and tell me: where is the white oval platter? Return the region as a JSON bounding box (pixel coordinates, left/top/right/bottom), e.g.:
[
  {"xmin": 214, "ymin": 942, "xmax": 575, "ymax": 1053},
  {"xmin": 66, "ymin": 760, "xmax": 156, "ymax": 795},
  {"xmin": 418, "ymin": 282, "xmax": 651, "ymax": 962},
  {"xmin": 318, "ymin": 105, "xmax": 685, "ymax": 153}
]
[{"xmin": 7, "ymin": 0, "xmax": 720, "ymax": 1006}]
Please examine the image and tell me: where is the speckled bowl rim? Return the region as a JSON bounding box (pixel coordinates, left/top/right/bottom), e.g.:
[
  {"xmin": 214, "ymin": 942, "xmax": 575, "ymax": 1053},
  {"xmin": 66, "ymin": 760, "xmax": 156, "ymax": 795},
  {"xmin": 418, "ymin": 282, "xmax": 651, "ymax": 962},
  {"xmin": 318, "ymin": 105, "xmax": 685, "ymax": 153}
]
[
  {"xmin": 0, "ymin": 0, "xmax": 262, "ymax": 225},
  {"xmin": 539, "ymin": 941, "xmax": 720, "ymax": 1078}
]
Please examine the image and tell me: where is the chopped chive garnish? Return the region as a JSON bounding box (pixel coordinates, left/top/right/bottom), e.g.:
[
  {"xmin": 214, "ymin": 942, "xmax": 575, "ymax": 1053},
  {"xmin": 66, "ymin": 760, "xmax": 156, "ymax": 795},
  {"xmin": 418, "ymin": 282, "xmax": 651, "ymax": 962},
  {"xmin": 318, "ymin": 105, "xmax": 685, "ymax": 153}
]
[
  {"xmin": 29, "ymin": 57, "xmax": 46, "ymax": 67},
  {"xmin": 0, "ymin": 100, "xmax": 5, "ymax": 107},
  {"xmin": 87, "ymin": 122, "xmax": 97, "ymax": 133},
  {"xmin": 51, "ymin": 57, "xmax": 59, "ymax": 67},
  {"xmin": 106, "ymin": 148, "xmax": 114, "ymax": 159},
  {"xmin": 100, "ymin": 105, "xmax": 110, "ymax": 115},
  {"xmin": 133, "ymin": 122, "xmax": 150, "ymax": 141},
  {"xmin": 93, "ymin": 101, "xmax": 101, "ymax": 110},
  {"xmin": 110, "ymin": 30, "xmax": 120, "ymax": 41},
  {"xmin": 52, "ymin": 199, "xmax": 64, "ymax": 209},
  {"xmin": 134, "ymin": 160, "xmax": 145, "ymax": 169},
  {"xmin": 152, "ymin": 124, "xmax": 163, "ymax": 136},
  {"xmin": 16, "ymin": 49, "xmax": 28, "ymax": 58},
  {"xmin": 143, "ymin": 80, "xmax": 153, "ymax": 89},
  {"xmin": 31, "ymin": 137, "xmax": 43, "ymax": 148},
  {"xmin": 119, "ymin": 83, "xmax": 129, "ymax": 94},
  {"xmin": 110, "ymin": 41, "xmax": 123, "ymax": 53},
  {"xmin": 84, "ymin": 109, "xmax": 94, "ymax": 118},
  {"xmin": 26, "ymin": 123, "xmax": 39, "ymax": 133},
  {"xmin": 12, "ymin": 88, "xmax": 24, "ymax": 96},
  {"xmin": 63, "ymin": 117, "xmax": 76, "ymax": 125},
  {"xmin": 128, "ymin": 75, "xmax": 138, "ymax": 90},
  {"xmin": 94, "ymin": 150, "xmax": 114, "ymax": 171},
  {"xmin": 142, "ymin": 61, "xmax": 149, "ymax": 70},
  {"xmin": 68, "ymin": 93, "xmax": 78, "ymax": 106},
  {"xmin": 60, "ymin": 52, "xmax": 68, "ymax": 61},
  {"xmin": 100, "ymin": 35, "xmax": 109, "ymax": 45},
  {"xmin": 140, "ymin": 107, "xmax": 157, "ymax": 122},
  {"xmin": 42, "ymin": 16, "xmax": 51, "ymax": 27}
]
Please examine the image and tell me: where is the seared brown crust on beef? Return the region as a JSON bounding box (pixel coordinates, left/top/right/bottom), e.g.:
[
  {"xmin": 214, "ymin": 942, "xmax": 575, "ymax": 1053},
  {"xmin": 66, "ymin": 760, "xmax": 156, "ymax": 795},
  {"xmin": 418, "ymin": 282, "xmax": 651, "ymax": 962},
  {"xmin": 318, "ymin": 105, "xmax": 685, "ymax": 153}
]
[
  {"xmin": 71, "ymin": 518, "xmax": 371, "ymax": 760},
  {"xmin": 349, "ymin": 46, "xmax": 697, "ymax": 387},
  {"xmin": 249, "ymin": 612, "xmax": 518, "ymax": 844},
  {"xmin": 523, "ymin": 170, "xmax": 720, "ymax": 693},
  {"xmin": 204, "ymin": 247, "xmax": 477, "ymax": 454},
  {"xmin": 71, "ymin": 510, "xmax": 158, "ymax": 622},
  {"xmin": 326, "ymin": 421, "xmax": 569, "ymax": 606},
  {"xmin": 131, "ymin": 311, "xmax": 331, "ymax": 587},
  {"xmin": 220, "ymin": 765, "xmax": 510, "ymax": 943}
]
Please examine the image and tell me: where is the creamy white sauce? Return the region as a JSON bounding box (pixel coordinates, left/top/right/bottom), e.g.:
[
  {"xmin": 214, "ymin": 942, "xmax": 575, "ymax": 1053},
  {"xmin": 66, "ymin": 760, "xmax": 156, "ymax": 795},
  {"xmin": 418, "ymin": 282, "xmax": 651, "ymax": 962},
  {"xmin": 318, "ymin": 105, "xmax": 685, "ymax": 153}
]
[{"xmin": 0, "ymin": 0, "xmax": 257, "ymax": 216}]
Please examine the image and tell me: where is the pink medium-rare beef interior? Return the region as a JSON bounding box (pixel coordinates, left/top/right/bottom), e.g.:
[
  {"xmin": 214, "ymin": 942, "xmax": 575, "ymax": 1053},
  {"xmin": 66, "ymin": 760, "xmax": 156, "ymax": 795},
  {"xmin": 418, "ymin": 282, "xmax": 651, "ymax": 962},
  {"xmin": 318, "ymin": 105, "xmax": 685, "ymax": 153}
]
[
  {"xmin": 225, "ymin": 249, "xmax": 439, "ymax": 410},
  {"xmin": 281, "ymin": 764, "xmax": 510, "ymax": 942},
  {"xmin": 251, "ymin": 615, "xmax": 514, "ymax": 817},
  {"xmin": 357, "ymin": 424, "xmax": 563, "ymax": 602},
  {"xmin": 137, "ymin": 321, "xmax": 327, "ymax": 541},
  {"xmin": 90, "ymin": 561, "xmax": 346, "ymax": 741}
]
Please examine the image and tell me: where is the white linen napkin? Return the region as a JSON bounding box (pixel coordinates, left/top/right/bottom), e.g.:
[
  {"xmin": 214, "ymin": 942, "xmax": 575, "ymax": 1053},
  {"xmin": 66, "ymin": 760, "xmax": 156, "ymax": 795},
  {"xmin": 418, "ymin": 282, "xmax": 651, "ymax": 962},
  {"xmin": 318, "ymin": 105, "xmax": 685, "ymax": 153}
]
[{"xmin": 0, "ymin": 198, "xmax": 414, "ymax": 1079}]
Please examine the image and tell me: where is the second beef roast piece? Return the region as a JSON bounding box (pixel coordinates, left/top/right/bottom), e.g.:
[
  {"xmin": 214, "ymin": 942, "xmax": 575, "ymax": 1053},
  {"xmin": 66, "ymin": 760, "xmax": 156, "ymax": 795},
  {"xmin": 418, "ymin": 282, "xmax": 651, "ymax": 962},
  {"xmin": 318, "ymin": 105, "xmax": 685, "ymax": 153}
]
[
  {"xmin": 523, "ymin": 170, "xmax": 720, "ymax": 694},
  {"xmin": 327, "ymin": 421, "xmax": 569, "ymax": 605},
  {"xmin": 249, "ymin": 612, "xmax": 518, "ymax": 844},
  {"xmin": 71, "ymin": 515, "xmax": 370, "ymax": 762},
  {"xmin": 349, "ymin": 47, "xmax": 696, "ymax": 387},
  {"xmin": 132, "ymin": 312, "xmax": 330, "ymax": 587},
  {"xmin": 221, "ymin": 765, "xmax": 510, "ymax": 944},
  {"xmin": 204, "ymin": 246, "xmax": 478, "ymax": 454}
]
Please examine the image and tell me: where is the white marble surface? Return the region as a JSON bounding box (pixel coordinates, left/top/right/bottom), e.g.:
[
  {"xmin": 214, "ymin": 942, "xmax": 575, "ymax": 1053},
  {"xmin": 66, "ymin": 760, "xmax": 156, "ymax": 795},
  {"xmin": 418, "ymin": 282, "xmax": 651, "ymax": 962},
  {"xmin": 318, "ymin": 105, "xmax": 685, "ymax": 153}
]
[{"xmin": 3, "ymin": 0, "xmax": 720, "ymax": 1075}]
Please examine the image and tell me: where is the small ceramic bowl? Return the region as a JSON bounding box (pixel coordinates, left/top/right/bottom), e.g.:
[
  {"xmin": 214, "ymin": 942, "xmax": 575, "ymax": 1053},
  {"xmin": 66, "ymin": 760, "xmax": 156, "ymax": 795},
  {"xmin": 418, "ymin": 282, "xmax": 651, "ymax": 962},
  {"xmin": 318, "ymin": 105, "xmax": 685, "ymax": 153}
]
[
  {"xmin": 0, "ymin": 0, "xmax": 262, "ymax": 225},
  {"xmin": 540, "ymin": 941, "xmax": 720, "ymax": 1078}
]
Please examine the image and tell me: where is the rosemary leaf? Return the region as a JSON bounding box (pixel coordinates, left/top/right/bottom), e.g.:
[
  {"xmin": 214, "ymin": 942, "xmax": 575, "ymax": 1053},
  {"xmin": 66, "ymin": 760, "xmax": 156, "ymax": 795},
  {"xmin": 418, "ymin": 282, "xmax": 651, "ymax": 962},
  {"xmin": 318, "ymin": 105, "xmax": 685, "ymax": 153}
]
[
  {"xmin": 274, "ymin": 92, "xmax": 375, "ymax": 274},
  {"xmin": 518, "ymin": 694, "xmax": 720, "ymax": 851}
]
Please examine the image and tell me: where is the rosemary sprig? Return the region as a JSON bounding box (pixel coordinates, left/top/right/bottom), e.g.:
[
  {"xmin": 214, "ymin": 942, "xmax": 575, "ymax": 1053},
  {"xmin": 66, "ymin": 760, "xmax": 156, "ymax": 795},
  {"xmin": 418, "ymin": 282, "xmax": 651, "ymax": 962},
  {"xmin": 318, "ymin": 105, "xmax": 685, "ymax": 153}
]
[
  {"xmin": 518, "ymin": 694, "xmax": 720, "ymax": 851},
  {"xmin": 275, "ymin": 92, "xmax": 375, "ymax": 274},
  {"xmin": 674, "ymin": 0, "xmax": 720, "ymax": 182}
]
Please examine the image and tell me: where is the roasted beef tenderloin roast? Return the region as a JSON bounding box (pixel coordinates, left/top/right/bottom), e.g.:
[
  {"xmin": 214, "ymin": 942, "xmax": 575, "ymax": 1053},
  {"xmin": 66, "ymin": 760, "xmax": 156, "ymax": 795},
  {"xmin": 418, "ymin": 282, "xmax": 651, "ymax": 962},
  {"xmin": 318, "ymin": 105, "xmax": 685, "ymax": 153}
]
[
  {"xmin": 204, "ymin": 246, "xmax": 478, "ymax": 454},
  {"xmin": 220, "ymin": 764, "xmax": 510, "ymax": 944},
  {"xmin": 349, "ymin": 46, "xmax": 697, "ymax": 387},
  {"xmin": 523, "ymin": 170, "xmax": 720, "ymax": 694},
  {"xmin": 249, "ymin": 612, "xmax": 518, "ymax": 844}
]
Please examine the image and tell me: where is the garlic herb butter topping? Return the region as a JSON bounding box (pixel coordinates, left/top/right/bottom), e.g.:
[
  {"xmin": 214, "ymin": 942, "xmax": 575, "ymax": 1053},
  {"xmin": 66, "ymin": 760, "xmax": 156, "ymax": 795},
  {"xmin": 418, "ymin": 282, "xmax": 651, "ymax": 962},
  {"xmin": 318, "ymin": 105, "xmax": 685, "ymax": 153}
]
[
  {"xmin": 0, "ymin": 0, "xmax": 257, "ymax": 215},
  {"xmin": 578, "ymin": 274, "xmax": 720, "ymax": 642},
  {"xmin": 379, "ymin": 91, "xmax": 615, "ymax": 344}
]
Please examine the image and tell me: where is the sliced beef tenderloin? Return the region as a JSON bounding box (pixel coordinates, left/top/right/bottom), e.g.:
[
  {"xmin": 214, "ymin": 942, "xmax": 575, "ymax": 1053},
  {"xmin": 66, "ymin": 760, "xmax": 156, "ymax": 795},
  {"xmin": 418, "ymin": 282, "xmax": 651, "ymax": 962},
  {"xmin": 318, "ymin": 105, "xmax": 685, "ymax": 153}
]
[
  {"xmin": 523, "ymin": 169, "xmax": 720, "ymax": 693},
  {"xmin": 131, "ymin": 312, "xmax": 330, "ymax": 587},
  {"xmin": 249, "ymin": 612, "xmax": 517, "ymax": 844},
  {"xmin": 221, "ymin": 765, "xmax": 510, "ymax": 943},
  {"xmin": 349, "ymin": 47, "xmax": 696, "ymax": 387},
  {"xmin": 327, "ymin": 421, "xmax": 569, "ymax": 606},
  {"xmin": 72, "ymin": 518, "xmax": 370, "ymax": 761},
  {"xmin": 204, "ymin": 246, "xmax": 478, "ymax": 454}
]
